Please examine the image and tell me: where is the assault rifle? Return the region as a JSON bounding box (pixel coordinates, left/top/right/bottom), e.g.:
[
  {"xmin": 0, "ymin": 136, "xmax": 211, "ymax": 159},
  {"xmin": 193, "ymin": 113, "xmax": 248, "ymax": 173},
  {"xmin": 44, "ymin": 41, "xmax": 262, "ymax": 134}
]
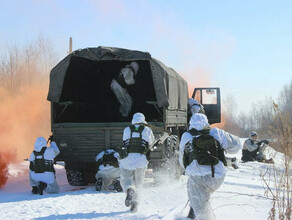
[
  {"xmin": 151, "ymin": 132, "xmax": 169, "ymax": 151},
  {"xmin": 256, "ymin": 139, "xmax": 269, "ymax": 147},
  {"xmin": 132, "ymin": 122, "xmax": 170, "ymax": 151},
  {"xmin": 47, "ymin": 135, "xmax": 54, "ymax": 144}
]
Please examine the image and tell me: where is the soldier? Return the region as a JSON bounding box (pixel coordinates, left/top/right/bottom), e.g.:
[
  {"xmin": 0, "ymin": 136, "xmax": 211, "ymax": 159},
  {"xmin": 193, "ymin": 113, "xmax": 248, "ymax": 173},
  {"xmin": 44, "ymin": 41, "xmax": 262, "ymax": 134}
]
[
  {"xmin": 188, "ymin": 98, "xmax": 239, "ymax": 169},
  {"xmin": 118, "ymin": 112, "xmax": 155, "ymax": 212},
  {"xmin": 95, "ymin": 149, "xmax": 122, "ymax": 192},
  {"xmin": 29, "ymin": 137, "xmax": 60, "ymax": 195},
  {"xmin": 188, "ymin": 98, "xmax": 205, "ymax": 115},
  {"xmin": 241, "ymin": 131, "xmax": 273, "ymax": 163},
  {"xmin": 179, "ymin": 113, "xmax": 241, "ymax": 220},
  {"xmin": 110, "ymin": 62, "xmax": 139, "ymax": 117}
]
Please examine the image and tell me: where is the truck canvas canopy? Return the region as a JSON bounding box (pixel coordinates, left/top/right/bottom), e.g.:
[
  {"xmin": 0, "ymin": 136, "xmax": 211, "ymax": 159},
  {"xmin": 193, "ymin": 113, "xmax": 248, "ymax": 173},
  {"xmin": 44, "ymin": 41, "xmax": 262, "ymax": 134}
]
[{"xmin": 47, "ymin": 46, "xmax": 188, "ymax": 123}]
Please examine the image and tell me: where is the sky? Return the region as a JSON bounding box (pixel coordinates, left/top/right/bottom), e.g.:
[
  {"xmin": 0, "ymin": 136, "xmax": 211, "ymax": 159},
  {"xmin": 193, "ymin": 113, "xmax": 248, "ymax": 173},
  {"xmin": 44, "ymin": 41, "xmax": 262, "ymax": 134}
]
[{"xmin": 1, "ymin": 0, "xmax": 292, "ymax": 114}]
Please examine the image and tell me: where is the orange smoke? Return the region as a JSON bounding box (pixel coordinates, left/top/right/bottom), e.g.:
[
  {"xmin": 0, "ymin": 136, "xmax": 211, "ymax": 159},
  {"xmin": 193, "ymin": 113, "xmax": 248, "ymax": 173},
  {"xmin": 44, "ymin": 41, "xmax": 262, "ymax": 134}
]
[
  {"xmin": 0, "ymin": 150, "xmax": 16, "ymax": 188},
  {"xmin": 180, "ymin": 68, "xmax": 211, "ymax": 99},
  {"xmin": 0, "ymin": 84, "xmax": 50, "ymax": 162}
]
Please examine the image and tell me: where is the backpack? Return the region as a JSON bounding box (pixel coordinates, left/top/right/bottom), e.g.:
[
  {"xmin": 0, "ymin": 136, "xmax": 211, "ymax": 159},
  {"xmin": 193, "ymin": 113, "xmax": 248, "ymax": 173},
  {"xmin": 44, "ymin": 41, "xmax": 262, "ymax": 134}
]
[
  {"xmin": 97, "ymin": 150, "xmax": 119, "ymax": 168},
  {"xmin": 183, "ymin": 127, "xmax": 227, "ymax": 177},
  {"xmin": 29, "ymin": 147, "xmax": 55, "ymax": 173},
  {"xmin": 119, "ymin": 124, "xmax": 149, "ymax": 159}
]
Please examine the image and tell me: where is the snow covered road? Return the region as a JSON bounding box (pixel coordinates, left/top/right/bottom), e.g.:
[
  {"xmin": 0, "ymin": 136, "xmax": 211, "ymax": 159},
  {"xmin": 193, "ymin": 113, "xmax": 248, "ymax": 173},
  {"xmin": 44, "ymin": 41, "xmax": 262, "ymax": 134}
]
[{"xmin": 0, "ymin": 159, "xmax": 273, "ymax": 220}]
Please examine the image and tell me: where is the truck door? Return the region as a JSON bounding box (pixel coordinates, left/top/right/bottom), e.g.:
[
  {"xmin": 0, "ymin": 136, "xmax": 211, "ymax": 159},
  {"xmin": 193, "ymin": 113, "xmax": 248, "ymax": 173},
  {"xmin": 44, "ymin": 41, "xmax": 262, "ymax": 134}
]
[{"xmin": 192, "ymin": 87, "xmax": 221, "ymax": 124}]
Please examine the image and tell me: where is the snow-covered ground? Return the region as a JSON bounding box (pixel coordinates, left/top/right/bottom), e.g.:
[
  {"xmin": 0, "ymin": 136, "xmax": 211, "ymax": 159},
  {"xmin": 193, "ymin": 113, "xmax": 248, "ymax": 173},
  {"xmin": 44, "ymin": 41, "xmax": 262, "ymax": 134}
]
[{"xmin": 0, "ymin": 141, "xmax": 279, "ymax": 220}]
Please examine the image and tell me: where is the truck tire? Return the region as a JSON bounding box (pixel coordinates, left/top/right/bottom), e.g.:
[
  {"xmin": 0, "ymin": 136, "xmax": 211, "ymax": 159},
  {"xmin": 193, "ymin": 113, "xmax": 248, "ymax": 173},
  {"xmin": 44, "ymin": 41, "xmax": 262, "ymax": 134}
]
[
  {"xmin": 162, "ymin": 135, "xmax": 182, "ymax": 180},
  {"xmin": 66, "ymin": 170, "xmax": 88, "ymax": 186}
]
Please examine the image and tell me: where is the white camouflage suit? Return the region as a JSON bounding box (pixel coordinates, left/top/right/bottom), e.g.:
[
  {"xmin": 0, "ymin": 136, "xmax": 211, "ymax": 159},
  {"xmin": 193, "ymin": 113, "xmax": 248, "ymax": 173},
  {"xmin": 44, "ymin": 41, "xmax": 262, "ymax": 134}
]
[
  {"xmin": 95, "ymin": 149, "xmax": 120, "ymax": 190},
  {"xmin": 29, "ymin": 137, "xmax": 60, "ymax": 194},
  {"xmin": 179, "ymin": 114, "xmax": 241, "ymax": 220},
  {"xmin": 110, "ymin": 62, "xmax": 139, "ymax": 117},
  {"xmin": 119, "ymin": 113, "xmax": 155, "ymax": 200},
  {"xmin": 242, "ymin": 136, "xmax": 268, "ymax": 161}
]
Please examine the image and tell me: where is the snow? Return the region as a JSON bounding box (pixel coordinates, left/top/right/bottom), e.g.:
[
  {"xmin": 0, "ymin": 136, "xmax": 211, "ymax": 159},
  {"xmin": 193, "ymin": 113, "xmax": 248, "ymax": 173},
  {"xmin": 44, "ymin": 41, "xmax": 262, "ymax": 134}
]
[{"xmin": 0, "ymin": 140, "xmax": 279, "ymax": 220}]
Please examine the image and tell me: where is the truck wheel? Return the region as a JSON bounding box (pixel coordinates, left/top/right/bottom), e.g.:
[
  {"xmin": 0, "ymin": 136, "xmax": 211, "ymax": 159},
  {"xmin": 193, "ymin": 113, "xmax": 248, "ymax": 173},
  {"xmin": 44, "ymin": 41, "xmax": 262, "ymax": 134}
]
[
  {"xmin": 66, "ymin": 170, "xmax": 88, "ymax": 186},
  {"xmin": 163, "ymin": 135, "xmax": 182, "ymax": 180}
]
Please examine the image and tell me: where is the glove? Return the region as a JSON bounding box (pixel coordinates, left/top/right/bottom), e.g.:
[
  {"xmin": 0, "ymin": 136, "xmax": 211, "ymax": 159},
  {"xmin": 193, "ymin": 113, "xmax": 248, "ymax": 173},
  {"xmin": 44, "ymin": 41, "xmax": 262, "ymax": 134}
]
[
  {"xmin": 257, "ymin": 141, "xmax": 263, "ymax": 147},
  {"xmin": 47, "ymin": 135, "xmax": 54, "ymax": 143}
]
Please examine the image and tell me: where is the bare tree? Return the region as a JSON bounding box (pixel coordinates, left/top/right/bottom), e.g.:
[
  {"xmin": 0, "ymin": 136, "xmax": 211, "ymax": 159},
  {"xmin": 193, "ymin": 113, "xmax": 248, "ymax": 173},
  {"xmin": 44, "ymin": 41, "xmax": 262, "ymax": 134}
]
[
  {"xmin": 0, "ymin": 36, "xmax": 57, "ymax": 94},
  {"xmin": 261, "ymin": 103, "xmax": 292, "ymax": 220}
]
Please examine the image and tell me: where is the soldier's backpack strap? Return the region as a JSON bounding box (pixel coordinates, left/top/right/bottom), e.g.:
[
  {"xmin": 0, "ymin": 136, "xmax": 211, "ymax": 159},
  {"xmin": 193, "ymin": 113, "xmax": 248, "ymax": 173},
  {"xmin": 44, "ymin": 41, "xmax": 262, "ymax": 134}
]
[
  {"xmin": 188, "ymin": 127, "xmax": 211, "ymax": 136},
  {"xmin": 33, "ymin": 147, "xmax": 46, "ymax": 155},
  {"xmin": 130, "ymin": 124, "xmax": 144, "ymax": 137}
]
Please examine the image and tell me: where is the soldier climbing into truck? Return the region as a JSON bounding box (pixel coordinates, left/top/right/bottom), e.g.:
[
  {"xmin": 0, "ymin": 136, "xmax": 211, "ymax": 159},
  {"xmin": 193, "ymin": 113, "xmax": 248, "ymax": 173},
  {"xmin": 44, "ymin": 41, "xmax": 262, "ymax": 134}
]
[{"xmin": 110, "ymin": 61, "xmax": 139, "ymax": 117}]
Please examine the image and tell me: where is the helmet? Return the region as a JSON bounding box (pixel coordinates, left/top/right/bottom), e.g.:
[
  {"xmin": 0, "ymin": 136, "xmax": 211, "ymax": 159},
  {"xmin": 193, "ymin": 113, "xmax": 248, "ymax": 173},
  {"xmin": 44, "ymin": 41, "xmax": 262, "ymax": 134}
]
[
  {"xmin": 250, "ymin": 131, "xmax": 258, "ymax": 137},
  {"xmin": 188, "ymin": 98, "xmax": 205, "ymax": 114},
  {"xmin": 34, "ymin": 137, "xmax": 47, "ymax": 152},
  {"xmin": 131, "ymin": 112, "xmax": 146, "ymax": 125}
]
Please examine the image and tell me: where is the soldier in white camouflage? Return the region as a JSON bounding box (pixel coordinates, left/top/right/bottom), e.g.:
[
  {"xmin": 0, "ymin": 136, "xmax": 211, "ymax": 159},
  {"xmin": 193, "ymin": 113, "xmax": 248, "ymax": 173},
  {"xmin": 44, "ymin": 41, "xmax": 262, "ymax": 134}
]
[
  {"xmin": 118, "ymin": 113, "xmax": 155, "ymax": 212},
  {"xmin": 110, "ymin": 62, "xmax": 139, "ymax": 117},
  {"xmin": 95, "ymin": 149, "xmax": 122, "ymax": 192},
  {"xmin": 241, "ymin": 131, "xmax": 273, "ymax": 163},
  {"xmin": 179, "ymin": 114, "xmax": 241, "ymax": 220},
  {"xmin": 29, "ymin": 137, "xmax": 60, "ymax": 195}
]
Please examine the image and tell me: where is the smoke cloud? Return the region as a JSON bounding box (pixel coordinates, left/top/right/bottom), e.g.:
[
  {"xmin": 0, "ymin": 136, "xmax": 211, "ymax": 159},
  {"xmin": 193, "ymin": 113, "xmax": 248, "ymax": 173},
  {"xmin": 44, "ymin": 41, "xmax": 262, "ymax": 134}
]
[
  {"xmin": 0, "ymin": 36, "xmax": 55, "ymax": 188},
  {"xmin": 0, "ymin": 150, "xmax": 16, "ymax": 188},
  {"xmin": 0, "ymin": 85, "xmax": 50, "ymax": 162},
  {"xmin": 0, "ymin": 83, "xmax": 50, "ymax": 187}
]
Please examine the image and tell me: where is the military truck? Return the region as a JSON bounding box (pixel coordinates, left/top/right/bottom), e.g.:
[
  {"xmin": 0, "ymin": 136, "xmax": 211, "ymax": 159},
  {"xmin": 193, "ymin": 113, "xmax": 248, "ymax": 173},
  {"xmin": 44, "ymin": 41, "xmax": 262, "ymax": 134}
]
[{"xmin": 47, "ymin": 46, "xmax": 221, "ymax": 186}]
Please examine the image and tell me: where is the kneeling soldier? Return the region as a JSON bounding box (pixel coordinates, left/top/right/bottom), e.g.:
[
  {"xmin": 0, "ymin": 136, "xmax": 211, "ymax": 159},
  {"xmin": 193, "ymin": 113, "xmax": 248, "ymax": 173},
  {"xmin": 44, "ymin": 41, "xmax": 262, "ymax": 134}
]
[
  {"xmin": 95, "ymin": 149, "xmax": 122, "ymax": 192},
  {"xmin": 29, "ymin": 137, "xmax": 60, "ymax": 195}
]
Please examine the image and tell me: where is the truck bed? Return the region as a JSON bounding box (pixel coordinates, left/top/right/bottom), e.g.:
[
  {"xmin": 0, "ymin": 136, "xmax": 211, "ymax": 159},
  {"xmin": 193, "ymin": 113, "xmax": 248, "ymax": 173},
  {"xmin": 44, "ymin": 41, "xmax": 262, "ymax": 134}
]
[{"xmin": 53, "ymin": 122, "xmax": 166, "ymax": 163}]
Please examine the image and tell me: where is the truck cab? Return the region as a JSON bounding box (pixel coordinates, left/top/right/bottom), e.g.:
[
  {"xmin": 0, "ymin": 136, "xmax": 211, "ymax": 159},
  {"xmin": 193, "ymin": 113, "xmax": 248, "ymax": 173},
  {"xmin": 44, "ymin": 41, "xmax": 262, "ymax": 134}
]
[{"xmin": 192, "ymin": 87, "xmax": 221, "ymax": 124}]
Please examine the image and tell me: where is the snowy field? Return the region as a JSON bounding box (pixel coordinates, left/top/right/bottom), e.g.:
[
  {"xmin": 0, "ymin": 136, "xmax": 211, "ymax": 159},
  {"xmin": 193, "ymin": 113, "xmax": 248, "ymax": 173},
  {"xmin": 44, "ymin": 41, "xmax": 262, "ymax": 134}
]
[{"xmin": 0, "ymin": 142, "xmax": 280, "ymax": 220}]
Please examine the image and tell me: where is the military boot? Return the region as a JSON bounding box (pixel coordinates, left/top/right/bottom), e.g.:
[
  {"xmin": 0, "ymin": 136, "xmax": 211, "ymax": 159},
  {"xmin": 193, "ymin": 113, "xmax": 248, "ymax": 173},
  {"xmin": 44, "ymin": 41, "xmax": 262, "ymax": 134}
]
[
  {"xmin": 125, "ymin": 188, "xmax": 135, "ymax": 207},
  {"xmin": 38, "ymin": 182, "xmax": 47, "ymax": 195},
  {"xmin": 231, "ymin": 157, "xmax": 239, "ymax": 169},
  {"xmin": 31, "ymin": 186, "xmax": 38, "ymax": 194},
  {"xmin": 95, "ymin": 178, "xmax": 103, "ymax": 191},
  {"xmin": 187, "ymin": 207, "xmax": 195, "ymax": 219},
  {"xmin": 130, "ymin": 201, "xmax": 138, "ymax": 212},
  {"xmin": 113, "ymin": 180, "xmax": 123, "ymax": 192}
]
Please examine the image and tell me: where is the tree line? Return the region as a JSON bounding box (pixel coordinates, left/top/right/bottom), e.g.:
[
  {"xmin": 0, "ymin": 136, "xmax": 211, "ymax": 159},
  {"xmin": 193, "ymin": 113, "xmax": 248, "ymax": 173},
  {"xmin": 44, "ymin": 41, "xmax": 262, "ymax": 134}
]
[
  {"xmin": 0, "ymin": 36, "xmax": 57, "ymax": 94},
  {"xmin": 221, "ymin": 82, "xmax": 292, "ymax": 139}
]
